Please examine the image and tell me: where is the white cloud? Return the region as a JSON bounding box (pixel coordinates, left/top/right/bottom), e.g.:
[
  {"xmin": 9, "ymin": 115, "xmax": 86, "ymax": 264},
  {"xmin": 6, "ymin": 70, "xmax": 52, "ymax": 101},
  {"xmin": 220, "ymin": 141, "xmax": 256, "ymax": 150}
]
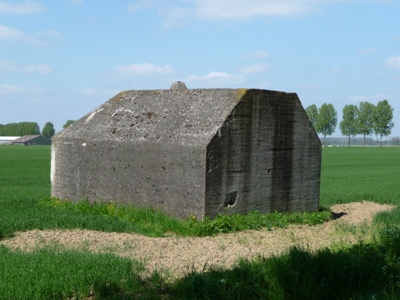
[
  {"xmin": 360, "ymin": 47, "xmax": 378, "ymax": 55},
  {"xmin": 162, "ymin": 7, "xmax": 190, "ymax": 20},
  {"xmin": 385, "ymin": 56, "xmax": 400, "ymax": 69},
  {"xmin": 298, "ymin": 83, "xmax": 320, "ymax": 89},
  {"xmin": 37, "ymin": 30, "xmax": 62, "ymax": 37},
  {"xmin": 126, "ymin": 0, "xmax": 154, "ymax": 12},
  {"xmin": 67, "ymin": 0, "xmax": 83, "ymax": 5},
  {"xmin": 23, "ymin": 64, "xmax": 52, "ymax": 74},
  {"xmin": 239, "ymin": 63, "xmax": 270, "ymax": 75},
  {"xmin": 0, "ymin": 0, "xmax": 43, "ymax": 14},
  {"xmin": 347, "ymin": 95, "xmax": 370, "ymax": 102},
  {"xmin": 241, "ymin": 50, "xmax": 270, "ymax": 60},
  {"xmin": 126, "ymin": 4, "xmax": 141, "ymax": 12},
  {"xmin": 390, "ymin": 34, "xmax": 400, "ymax": 41},
  {"xmin": 78, "ymin": 88, "xmax": 120, "ymax": 100},
  {"xmin": 186, "ymin": 71, "xmax": 236, "ymax": 81},
  {"xmin": 0, "ymin": 24, "xmax": 42, "ymax": 45},
  {"xmin": 254, "ymin": 80, "xmax": 274, "ymax": 88},
  {"xmin": 0, "ymin": 61, "xmax": 52, "ymax": 74},
  {"xmin": 114, "ymin": 63, "xmax": 175, "ymax": 76},
  {"xmin": 0, "ymin": 61, "xmax": 51, "ymax": 73},
  {"xmin": 186, "ymin": 71, "xmax": 244, "ymax": 87},
  {"xmin": 330, "ymin": 67, "xmax": 343, "ymax": 74},
  {"xmin": 0, "ymin": 24, "xmax": 26, "ymax": 39},
  {"xmin": 0, "ymin": 84, "xmax": 45, "ymax": 95},
  {"xmin": 347, "ymin": 94, "xmax": 389, "ymax": 103},
  {"xmin": 190, "ymin": 0, "xmax": 322, "ymax": 20},
  {"xmin": 182, "ymin": 0, "xmax": 352, "ymax": 21},
  {"xmin": 130, "ymin": 1, "xmax": 378, "ymax": 25},
  {"xmin": 101, "ymin": 63, "xmax": 176, "ymax": 80},
  {"xmin": 79, "ymin": 88, "xmax": 97, "ymax": 96},
  {"xmin": 129, "ymin": 0, "xmax": 340, "ymax": 27},
  {"xmin": 0, "ymin": 84, "xmax": 27, "ymax": 94}
]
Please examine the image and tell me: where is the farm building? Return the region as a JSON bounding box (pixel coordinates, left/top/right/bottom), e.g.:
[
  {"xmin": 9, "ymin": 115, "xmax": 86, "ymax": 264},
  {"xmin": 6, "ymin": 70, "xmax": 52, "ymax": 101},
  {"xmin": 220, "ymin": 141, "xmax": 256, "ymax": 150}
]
[
  {"xmin": 0, "ymin": 136, "xmax": 20, "ymax": 144},
  {"xmin": 12, "ymin": 135, "xmax": 51, "ymax": 146},
  {"xmin": 51, "ymin": 82, "xmax": 321, "ymax": 219}
]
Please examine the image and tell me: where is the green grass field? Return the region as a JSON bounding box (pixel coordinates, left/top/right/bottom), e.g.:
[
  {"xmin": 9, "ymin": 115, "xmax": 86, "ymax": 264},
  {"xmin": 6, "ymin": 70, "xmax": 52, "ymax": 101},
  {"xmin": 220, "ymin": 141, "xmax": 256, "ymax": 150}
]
[
  {"xmin": 321, "ymin": 147, "xmax": 400, "ymax": 206},
  {"xmin": 1, "ymin": 145, "xmax": 400, "ymax": 299}
]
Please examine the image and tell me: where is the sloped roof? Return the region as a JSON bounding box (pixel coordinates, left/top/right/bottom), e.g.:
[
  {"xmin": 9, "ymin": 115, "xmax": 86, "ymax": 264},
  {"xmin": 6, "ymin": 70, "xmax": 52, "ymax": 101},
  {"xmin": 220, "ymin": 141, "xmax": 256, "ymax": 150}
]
[
  {"xmin": 55, "ymin": 88, "xmax": 251, "ymax": 145},
  {"xmin": 12, "ymin": 135, "xmax": 41, "ymax": 143}
]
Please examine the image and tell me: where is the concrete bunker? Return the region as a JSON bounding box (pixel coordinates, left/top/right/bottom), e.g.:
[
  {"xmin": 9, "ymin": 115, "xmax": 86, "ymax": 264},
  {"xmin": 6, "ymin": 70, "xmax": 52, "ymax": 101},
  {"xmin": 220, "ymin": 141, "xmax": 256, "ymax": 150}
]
[{"xmin": 51, "ymin": 82, "xmax": 321, "ymax": 219}]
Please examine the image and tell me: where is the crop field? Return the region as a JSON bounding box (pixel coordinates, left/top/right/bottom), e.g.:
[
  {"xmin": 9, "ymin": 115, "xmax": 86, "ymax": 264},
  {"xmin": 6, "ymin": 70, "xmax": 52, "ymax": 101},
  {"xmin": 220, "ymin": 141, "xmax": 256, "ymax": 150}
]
[
  {"xmin": 321, "ymin": 147, "xmax": 400, "ymax": 206},
  {"xmin": 1, "ymin": 145, "xmax": 400, "ymax": 299}
]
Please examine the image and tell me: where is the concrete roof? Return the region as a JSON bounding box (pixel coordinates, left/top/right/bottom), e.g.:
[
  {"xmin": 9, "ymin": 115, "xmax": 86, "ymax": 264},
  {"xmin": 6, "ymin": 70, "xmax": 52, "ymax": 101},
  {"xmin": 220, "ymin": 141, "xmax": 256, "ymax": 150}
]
[{"xmin": 55, "ymin": 87, "xmax": 260, "ymax": 145}]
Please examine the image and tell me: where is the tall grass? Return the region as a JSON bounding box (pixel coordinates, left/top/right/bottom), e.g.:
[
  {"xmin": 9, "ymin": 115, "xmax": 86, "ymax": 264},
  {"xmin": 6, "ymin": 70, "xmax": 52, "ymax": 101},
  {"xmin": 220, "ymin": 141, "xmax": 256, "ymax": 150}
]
[
  {"xmin": 172, "ymin": 226, "xmax": 400, "ymax": 299},
  {"xmin": 3, "ymin": 227, "xmax": 400, "ymax": 299},
  {"xmin": 0, "ymin": 245, "xmax": 163, "ymax": 300}
]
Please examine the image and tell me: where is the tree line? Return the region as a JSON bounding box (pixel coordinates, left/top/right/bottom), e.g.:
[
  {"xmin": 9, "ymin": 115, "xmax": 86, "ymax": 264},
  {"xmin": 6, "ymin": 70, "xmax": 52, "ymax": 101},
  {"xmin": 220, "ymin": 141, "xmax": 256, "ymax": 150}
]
[
  {"xmin": 306, "ymin": 100, "xmax": 394, "ymax": 147},
  {"xmin": 0, "ymin": 120, "xmax": 75, "ymax": 138}
]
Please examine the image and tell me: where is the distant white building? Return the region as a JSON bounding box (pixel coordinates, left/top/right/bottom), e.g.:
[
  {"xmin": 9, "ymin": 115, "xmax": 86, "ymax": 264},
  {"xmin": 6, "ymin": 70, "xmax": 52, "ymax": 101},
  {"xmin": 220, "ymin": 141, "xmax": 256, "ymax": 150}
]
[{"xmin": 0, "ymin": 136, "xmax": 20, "ymax": 144}]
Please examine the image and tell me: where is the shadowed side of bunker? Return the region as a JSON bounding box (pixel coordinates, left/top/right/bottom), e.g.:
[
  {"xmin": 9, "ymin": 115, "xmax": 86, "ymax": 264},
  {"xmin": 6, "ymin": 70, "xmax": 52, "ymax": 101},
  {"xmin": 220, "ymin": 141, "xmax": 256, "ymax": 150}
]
[{"xmin": 51, "ymin": 83, "xmax": 321, "ymax": 219}]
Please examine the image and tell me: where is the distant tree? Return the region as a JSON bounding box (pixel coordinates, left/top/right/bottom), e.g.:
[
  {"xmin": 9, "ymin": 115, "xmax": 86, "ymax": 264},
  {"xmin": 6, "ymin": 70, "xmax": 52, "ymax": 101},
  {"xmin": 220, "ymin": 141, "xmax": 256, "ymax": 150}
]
[
  {"xmin": 357, "ymin": 102, "xmax": 375, "ymax": 147},
  {"xmin": 372, "ymin": 100, "xmax": 394, "ymax": 147},
  {"xmin": 0, "ymin": 122, "xmax": 39, "ymax": 136},
  {"xmin": 340, "ymin": 105, "xmax": 359, "ymax": 147},
  {"xmin": 305, "ymin": 104, "xmax": 319, "ymax": 129},
  {"xmin": 42, "ymin": 122, "xmax": 55, "ymax": 138},
  {"xmin": 24, "ymin": 122, "xmax": 40, "ymax": 135},
  {"xmin": 391, "ymin": 136, "xmax": 400, "ymax": 146},
  {"xmin": 316, "ymin": 103, "xmax": 337, "ymax": 146},
  {"xmin": 63, "ymin": 120, "xmax": 76, "ymax": 129}
]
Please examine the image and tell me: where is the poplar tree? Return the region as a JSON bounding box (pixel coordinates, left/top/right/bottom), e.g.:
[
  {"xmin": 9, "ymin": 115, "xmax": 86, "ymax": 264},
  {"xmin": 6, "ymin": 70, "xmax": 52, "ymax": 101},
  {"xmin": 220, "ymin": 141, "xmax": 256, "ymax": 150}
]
[
  {"xmin": 316, "ymin": 103, "xmax": 337, "ymax": 146},
  {"xmin": 357, "ymin": 102, "xmax": 375, "ymax": 147},
  {"xmin": 340, "ymin": 105, "xmax": 359, "ymax": 147},
  {"xmin": 373, "ymin": 100, "xmax": 394, "ymax": 147}
]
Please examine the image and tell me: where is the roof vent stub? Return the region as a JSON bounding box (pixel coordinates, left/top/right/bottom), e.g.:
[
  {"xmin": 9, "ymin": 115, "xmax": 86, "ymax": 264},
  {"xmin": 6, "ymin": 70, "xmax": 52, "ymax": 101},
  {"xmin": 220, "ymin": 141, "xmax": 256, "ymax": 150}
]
[{"xmin": 170, "ymin": 81, "xmax": 188, "ymax": 91}]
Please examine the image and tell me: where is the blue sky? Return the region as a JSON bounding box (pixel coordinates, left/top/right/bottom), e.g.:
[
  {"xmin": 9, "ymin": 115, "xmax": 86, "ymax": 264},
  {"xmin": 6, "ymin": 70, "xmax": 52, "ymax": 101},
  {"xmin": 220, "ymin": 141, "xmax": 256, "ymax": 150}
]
[{"xmin": 1, "ymin": 0, "xmax": 399, "ymax": 138}]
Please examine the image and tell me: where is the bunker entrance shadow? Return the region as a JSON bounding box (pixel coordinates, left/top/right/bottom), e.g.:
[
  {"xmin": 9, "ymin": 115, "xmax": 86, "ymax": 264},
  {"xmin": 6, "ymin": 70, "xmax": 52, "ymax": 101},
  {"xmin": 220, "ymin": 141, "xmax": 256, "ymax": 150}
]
[{"xmin": 224, "ymin": 191, "xmax": 238, "ymax": 207}]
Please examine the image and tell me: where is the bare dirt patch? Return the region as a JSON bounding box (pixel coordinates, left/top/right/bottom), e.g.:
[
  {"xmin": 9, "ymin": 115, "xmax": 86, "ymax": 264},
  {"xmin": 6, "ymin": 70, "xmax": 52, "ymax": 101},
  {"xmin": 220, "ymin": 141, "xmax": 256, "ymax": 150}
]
[{"xmin": 0, "ymin": 201, "xmax": 394, "ymax": 278}]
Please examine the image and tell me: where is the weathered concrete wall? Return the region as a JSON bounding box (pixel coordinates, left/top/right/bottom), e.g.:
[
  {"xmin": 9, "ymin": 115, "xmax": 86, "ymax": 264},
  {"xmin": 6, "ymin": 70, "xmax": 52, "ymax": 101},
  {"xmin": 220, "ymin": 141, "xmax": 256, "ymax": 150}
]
[
  {"xmin": 51, "ymin": 139, "xmax": 206, "ymax": 218},
  {"xmin": 51, "ymin": 85, "xmax": 321, "ymax": 219},
  {"xmin": 205, "ymin": 90, "xmax": 320, "ymax": 218},
  {"xmin": 52, "ymin": 87, "xmax": 242, "ymax": 219}
]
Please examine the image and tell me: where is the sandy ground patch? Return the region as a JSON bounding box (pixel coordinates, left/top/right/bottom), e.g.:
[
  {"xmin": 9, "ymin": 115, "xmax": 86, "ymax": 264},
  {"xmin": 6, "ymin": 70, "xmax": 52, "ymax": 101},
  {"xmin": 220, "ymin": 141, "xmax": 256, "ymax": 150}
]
[{"xmin": 0, "ymin": 201, "xmax": 394, "ymax": 278}]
